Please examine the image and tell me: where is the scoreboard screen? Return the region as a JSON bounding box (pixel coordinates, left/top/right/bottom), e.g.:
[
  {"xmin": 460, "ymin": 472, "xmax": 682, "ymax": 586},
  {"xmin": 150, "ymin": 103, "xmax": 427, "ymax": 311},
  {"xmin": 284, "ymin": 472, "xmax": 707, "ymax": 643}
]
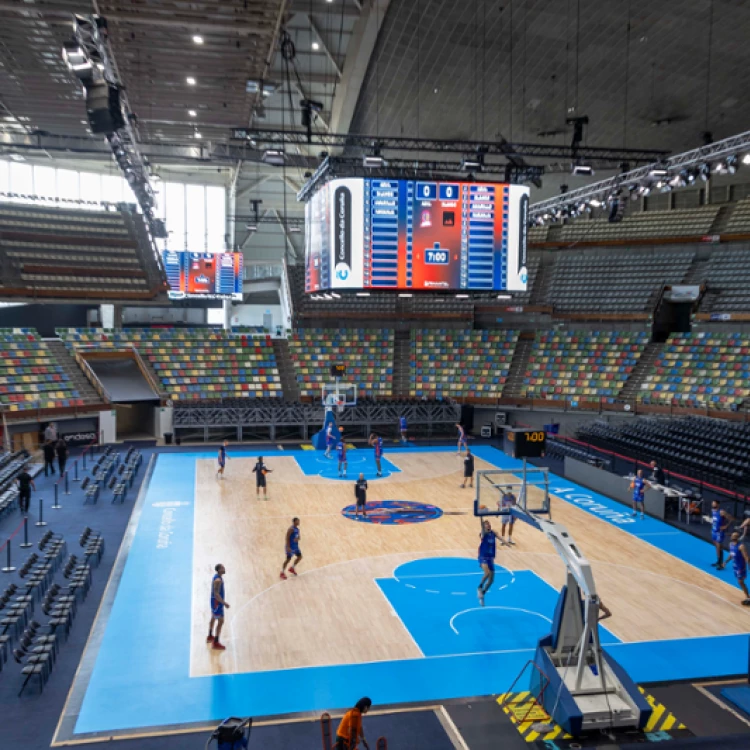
[
  {"xmin": 304, "ymin": 178, "xmax": 529, "ymax": 293},
  {"xmin": 162, "ymin": 250, "xmax": 243, "ymax": 300}
]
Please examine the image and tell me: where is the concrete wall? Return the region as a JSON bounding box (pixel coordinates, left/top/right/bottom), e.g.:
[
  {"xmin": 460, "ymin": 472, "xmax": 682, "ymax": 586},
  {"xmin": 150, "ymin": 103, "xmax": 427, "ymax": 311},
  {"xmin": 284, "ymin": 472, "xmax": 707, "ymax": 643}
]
[{"xmin": 230, "ymin": 303, "xmax": 284, "ymax": 331}]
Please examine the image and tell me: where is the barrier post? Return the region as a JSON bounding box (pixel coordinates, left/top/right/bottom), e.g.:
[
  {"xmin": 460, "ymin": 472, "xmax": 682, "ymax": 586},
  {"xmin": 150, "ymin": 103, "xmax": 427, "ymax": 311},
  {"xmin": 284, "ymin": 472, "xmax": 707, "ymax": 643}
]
[
  {"xmin": 35, "ymin": 496, "xmax": 47, "ymax": 527},
  {"xmin": 52, "ymin": 482, "xmax": 62, "ymax": 510},
  {"xmin": 73, "ymin": 459, "xmax": 79, "ymax": 482},
  {"xmin": 82, "ymin": 449, "xmax": 87, "ymax": 471},
  {"xmin": 64, "ymin": 471, "xmax": 71, "ymax": 496},
  {"xmin": 19, "ymin": 516, "xmax": 31, "ymax": 548},
  {"xmin": 1, "ymin": 539, "xmax": 14, "ymax": 573}
]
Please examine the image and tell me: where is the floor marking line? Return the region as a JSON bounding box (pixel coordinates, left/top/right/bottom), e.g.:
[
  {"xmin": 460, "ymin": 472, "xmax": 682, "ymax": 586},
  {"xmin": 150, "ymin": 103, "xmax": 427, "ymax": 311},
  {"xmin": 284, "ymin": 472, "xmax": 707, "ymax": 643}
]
[
  {"xmin": 449, "ymin": 606, "xmax": 552, "ymax": 635},
  {"xmin": 436, "ymin": 705, "xmax": 471, "ymax": 750}
]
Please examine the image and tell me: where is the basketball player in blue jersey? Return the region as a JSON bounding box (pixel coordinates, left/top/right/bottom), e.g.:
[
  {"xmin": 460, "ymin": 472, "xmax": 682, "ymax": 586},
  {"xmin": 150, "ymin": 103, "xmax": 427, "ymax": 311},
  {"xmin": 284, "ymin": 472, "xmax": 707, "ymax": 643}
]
[
  {"xmin": 710, "ymin": 499, "xmax": 733, "ymax": 570},
  {"xmin": 337, "ymin": 439, "xmax": 348, "ymax": 477},
  {"xmin": 456, "ymin": 423, "xmax": 468, "ymax": 455},
  {"xmin": 477, "ymin": 520, "xmax": 504, "ymax": 606},
  {"xmin": 369, "ymin": 433, "xmax": 384, "ymax": 477},
  {"xmin": 207, "ymin": 563, "xmax": 229, "ymax": 650},
  {"xmin": 216, "ymin": 440, "xmax": 229, "ymax": 479},
  {"xmin": 399, "ymin": 415, "xmax": 408, "ymax": 444},
  {"xmin": 325, "ymin": 422, "xmax": 335, "ymax": 459},
  {"xmin": 631, "ymin": 469, "xmax": 645, "ymax": 519},
  {"xmin": 280, "ymin": 517, "xmax": 302, "ymax": 580},
  {"xmin": 729, "ymin": 532, "xmax": 750, "ymax": 605}
]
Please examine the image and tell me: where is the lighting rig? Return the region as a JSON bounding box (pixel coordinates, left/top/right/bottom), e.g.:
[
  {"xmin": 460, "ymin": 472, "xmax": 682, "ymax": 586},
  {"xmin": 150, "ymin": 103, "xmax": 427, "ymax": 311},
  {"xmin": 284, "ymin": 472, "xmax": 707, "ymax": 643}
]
[
  {"xmin": 62, "ymin": 15, "xmax": 165, "ymax": 240},
  {"xmin": 530, "ymin": 129, "xmax": 750, "ymax": 225}
]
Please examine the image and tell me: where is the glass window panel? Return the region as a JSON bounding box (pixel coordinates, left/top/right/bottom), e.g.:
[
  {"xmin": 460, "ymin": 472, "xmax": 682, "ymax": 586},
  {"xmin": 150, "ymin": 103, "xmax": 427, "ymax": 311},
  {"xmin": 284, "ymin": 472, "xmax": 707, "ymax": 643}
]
[
  {"xmin": 0, "ymin": 160, "xmax": 8, "ymax": 193},
  {"xmin": 206, "ymin": 185, "xmax": 226, "ymax": 251},
  {"xmin": 206, "ymin": 307, "xmax": 224, "ymax": 326},
  {"xmin": 101, "ymin": 174, "xmax": 123, "ymax": 203},
  {"xmin": 10, "ymin": 162, "xmax": 33, "ymax": 195},
  {"xmin": 33, "ymin": 166, "xmax": 57, "ymax": 199},
  {"xmin": 185, "ymin": 184, "xmax": 205, "ymax": 251},
  {"xmin": 57, "ymin": 169, "xmax": 80, "ymax": 200},
  {"xmin": 80, "ymin": 171, "xmax": 101, "ymax": 204},
  {"xmin": 165, "ymin": 182, "xmax": 186, "ymax": 250}
]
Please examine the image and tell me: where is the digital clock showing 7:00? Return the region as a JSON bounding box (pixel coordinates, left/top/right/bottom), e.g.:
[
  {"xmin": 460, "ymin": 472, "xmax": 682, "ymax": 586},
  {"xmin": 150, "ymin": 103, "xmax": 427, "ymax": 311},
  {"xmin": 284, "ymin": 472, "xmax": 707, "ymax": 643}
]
[{"xmin": 425, "ymin": 248, "xmax": 450, "ymax": 264}]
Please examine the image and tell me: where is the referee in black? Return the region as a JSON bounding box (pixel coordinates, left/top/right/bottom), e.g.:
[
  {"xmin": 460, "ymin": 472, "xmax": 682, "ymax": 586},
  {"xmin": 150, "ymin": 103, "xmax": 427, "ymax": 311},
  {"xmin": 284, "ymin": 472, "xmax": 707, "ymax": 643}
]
[
  {"xmin": 16, "ymin": 468, "xmax": 35, "ymax": 515},
  {"xmin": 354, "ymin": 473, "xmax": 368, "ymax": 518},
  {"xmin": 461, "ymin": 447, "xmax": 475, "ymax": 489}
]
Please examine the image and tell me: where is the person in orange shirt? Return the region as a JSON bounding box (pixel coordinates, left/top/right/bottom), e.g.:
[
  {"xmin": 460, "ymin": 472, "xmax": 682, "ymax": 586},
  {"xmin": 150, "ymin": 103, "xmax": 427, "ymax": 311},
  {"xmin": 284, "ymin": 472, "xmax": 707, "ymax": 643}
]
[{"xmin": 335, "ymin": 697, "xmax": 372, "ymax": 750}]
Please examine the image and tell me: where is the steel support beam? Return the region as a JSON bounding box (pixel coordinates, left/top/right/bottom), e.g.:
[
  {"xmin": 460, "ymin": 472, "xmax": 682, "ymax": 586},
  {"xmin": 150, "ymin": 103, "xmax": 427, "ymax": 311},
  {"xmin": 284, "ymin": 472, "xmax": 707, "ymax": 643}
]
[{"xmin": 304, "ymin": 14, "xmax": 343, "ymax": 80}]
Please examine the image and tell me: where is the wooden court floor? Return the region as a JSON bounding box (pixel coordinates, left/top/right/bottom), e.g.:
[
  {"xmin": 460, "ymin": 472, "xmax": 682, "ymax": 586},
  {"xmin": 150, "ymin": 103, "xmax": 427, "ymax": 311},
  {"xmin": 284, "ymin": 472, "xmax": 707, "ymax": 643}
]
[{"xmin": 189, "ymin": 451, "xmax": 750, "ymax": 678}]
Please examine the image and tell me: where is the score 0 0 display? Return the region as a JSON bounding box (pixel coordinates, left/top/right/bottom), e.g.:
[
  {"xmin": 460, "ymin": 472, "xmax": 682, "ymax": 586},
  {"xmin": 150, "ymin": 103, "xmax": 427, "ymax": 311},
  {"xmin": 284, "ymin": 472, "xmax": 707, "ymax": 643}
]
[{"xmin": 304, "ymin": 178, "xmax": 529, "ymax": 293}]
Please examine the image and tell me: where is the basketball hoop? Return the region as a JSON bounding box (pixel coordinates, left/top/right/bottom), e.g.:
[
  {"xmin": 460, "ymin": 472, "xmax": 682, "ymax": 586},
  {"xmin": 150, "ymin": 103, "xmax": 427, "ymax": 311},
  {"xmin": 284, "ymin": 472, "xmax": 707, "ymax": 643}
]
[{"xmin": 336, "ymin": 398, "xmax": 345, "ymax": 414}]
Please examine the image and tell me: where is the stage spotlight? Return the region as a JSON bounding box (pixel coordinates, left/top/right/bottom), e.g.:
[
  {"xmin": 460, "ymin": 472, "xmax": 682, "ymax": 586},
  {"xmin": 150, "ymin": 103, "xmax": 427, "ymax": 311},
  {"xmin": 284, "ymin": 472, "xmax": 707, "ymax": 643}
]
[
  {"xmin": 743, "ymin": 154, "xmax": 750, "ymax": 165},
  {"xmin": 726, "ymin": 155, "xmax": 739, "ymax": 174},
  {"xmin": 698, "ymin": 163, "xmax": 710, "ymax": 181},
  {"xmin": 571, "ymin": 164, "xmax": 594, "ymax": 176},
  {"xmin": 589, "ymin": 198, "xmax": 603, "ymax": 208},
  {"xmin": 262, "ymin": 149, "xmax": 285, "ymax": 166},
  {"xmin": 649, "ymin": 166, "xmax": 668, "ymax": 178}
]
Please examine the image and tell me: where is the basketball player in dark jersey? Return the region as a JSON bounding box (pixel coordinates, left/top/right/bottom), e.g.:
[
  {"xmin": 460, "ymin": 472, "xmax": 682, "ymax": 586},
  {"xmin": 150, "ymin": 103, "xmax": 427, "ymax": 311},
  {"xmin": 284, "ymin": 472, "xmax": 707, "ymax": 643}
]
[
  {"xmin": 207, "ymin": 563, "xmax": 229, "ymax": 650},
  {"xmin": 216, "ymin": 440, "xmax": 229, "ymax": 479},
  {"xmin": 280, "ymin": 517, "xmax": 302, "ymax": 580}
]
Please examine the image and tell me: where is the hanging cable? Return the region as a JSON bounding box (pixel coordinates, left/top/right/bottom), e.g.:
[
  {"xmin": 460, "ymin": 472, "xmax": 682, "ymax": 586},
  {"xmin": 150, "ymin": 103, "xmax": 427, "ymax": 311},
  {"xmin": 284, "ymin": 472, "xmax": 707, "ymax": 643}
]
[
  {"xmin": 704, "ymin": 0, "xmax": 714, "ymax": 134},
  {"xmin": 622, "ymin": 0, "xmax": 631, "ymax": 147}
]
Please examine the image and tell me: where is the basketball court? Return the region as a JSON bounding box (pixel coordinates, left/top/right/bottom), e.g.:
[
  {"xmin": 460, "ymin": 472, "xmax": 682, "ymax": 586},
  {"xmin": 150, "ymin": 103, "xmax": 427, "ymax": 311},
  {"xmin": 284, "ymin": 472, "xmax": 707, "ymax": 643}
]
[{"xmin": 53, "ymin": 442, "xmax": 750, "ymax": 743}]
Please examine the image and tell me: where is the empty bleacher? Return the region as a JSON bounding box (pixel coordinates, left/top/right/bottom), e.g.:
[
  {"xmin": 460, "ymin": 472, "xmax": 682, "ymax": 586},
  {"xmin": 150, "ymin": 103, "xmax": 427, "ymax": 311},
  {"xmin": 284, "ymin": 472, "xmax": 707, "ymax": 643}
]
[
  {"xmin": 640, "ymin": 331, "xmax": 750, "ymax": 410},
  {"xmin": 556, "ymin": 206, "xmax": 719, "ymax": 244},
  {"xmin": 0, "ymin": 329, "xmax": 83, "ymax": 412},
  {"xmin": 723, "ymin": 197, "xmax": 750, "ymax": 235},
  {"xmin": 288, "ymin": 329, "xmax": 394, "ymax": 399},
  {"xmin": 545, "ymin": 249, "xmax": 695, "ymax": 312},
  {"xmin": 410, "ymin": 329, "xmax": 518, "ymax": 400},
  {"xmin": 702, "ymin": 245, "xmax": 750, "ymax": 311},
  {"xmin": 0, "ymin": 200, "xmax": 164, "ymax": 300},
  {"xmin": 522, "ymin": 330, "xmax": 649, "ymax": 401},
  {"xmin": 578, "ymin": 417, "xmax": 750, "ymax": 486},
  {"xmin": 58, "ymin": 328, "xmax": 282, "ymax": 401}
]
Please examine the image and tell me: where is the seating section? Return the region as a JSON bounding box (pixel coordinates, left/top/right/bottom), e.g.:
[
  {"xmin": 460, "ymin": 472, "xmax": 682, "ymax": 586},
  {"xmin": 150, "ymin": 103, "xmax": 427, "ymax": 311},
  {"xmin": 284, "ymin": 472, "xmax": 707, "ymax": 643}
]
[
  {"xmin": 289, "ymin": 329, "xmax": 394, "ymax": 399},
  {"xmin": 0, "ymin": 329, "xmax": 82, "ymax": 412},
  {"xmin": 578, "ymin": 417, "xmax": 750, "ymax": 485},
  {"xmin": 58, "ymin": 328, "xmax": 282, "ymax": 401},
  {"xmin": 0, "ymin": 202, "xmax": 160, "ymax": 299},
  {"xmin": 410, "ymin": 329, "xmax": 518, "ymax": 399},
  {"xmin": 640, "ymin": 331, "xmax": 750, "ymax": 409},
  {"xmin": 724, "ymin": 198, "xmax": 750, "ymax": 235},
  {"xmin": 702, "ymin": 246, "xmax": 750, "ymax": 311},
  {"xmin": 546, "ymin": 250, "xmax": 694, "ymax": 312},
  {"xmin": 557, "ymin": 206, "xmax": 719, "ymax": 243},
  {"xmin": 523, "ymin": 330, "xmax": 649, "ymax": 401}
]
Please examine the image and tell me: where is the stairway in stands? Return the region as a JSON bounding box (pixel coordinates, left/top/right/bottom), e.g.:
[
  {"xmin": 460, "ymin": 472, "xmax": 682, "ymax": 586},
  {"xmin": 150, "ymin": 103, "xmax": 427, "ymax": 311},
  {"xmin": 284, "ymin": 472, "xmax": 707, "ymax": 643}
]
[
  {"xmin": 708, "ymin": 204, "xmax": 732, "ymax": 235},
  {"xmin": 273, "ymin": 338, "xmax": 300, "ymax": 401},
  {"xmin": 530, "ymin": 260, "xmax": 554, "ymax": 306},
  {"xmin": 501, "ymin": 332, "xmax": 536, "ymax": 398},
  {"xmin": 617, "ymin": 340, "xmax": 664, "ymax": 401},
  {"xmin": 46, "ymin": 340, "xmax": 105, "ymax": 405},
  {"xmin": 393, "ymin": 330, "xmax": 411, "ymax": 398}
]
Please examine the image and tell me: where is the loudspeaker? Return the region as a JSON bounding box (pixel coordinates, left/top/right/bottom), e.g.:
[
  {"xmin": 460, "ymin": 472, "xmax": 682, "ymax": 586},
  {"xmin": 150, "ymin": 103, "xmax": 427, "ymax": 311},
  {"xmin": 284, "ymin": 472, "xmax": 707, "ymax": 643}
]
[
  {"xmin": 86, "ymin": 82, "xmax": 125, "ymax": 135},
  {"xmin": 460, "ymin": 404, "xmax": 474, "ymax": 432}
]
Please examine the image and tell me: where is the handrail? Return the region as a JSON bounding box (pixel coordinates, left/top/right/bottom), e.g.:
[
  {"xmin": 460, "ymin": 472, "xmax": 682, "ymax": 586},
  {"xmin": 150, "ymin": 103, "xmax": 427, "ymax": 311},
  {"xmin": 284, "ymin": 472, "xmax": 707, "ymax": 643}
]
[
  {"xmin": 129, "ymin": 343, "xmax": 162, "ymax": 397},
  {"xmin": 73, "ymin": 348, "xmax": 112, "ymax": 404},
  {"xmin": 281, "ymin": 257, "xmax": 294, "ymax": 326}
]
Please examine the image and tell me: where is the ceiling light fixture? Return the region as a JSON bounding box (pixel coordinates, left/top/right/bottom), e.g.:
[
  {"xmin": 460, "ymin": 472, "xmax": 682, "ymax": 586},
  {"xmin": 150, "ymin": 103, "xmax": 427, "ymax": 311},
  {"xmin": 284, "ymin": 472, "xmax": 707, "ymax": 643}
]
[
  {"xmin": 262, "ymin": 149, "xmax": 286, "ymax": 166},
  {"xmin": 194, "ymin": 131, "xmax": 202, "ymax": 139},
  {"xmin": 312, "ymin": 42, "xmax": 320, "ymax": 51},
  {"xmin": 356, "ymin": 292, "xmax": 370, "ymax": 297},
  {"xmin": 192, "ymin": 35, "xmax": 204, "ymax": 45},
  {"xmin": 188, "ymin": 109, "xmax": 197, "ymax": 117},
  {"xmin": 743, "ymin": 154, "xmax": 750, "ymax": 165},
  {"xmin": 186, "ymin": 76, "xmax": 196, "ymax": 85}
]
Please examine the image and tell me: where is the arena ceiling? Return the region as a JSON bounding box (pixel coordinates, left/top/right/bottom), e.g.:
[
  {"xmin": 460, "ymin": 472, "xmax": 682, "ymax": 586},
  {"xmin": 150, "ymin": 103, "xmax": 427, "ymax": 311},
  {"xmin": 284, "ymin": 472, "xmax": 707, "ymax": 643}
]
[{"xmin": 2, "ymin": 0, "xmax": 750, "ymax": 257}]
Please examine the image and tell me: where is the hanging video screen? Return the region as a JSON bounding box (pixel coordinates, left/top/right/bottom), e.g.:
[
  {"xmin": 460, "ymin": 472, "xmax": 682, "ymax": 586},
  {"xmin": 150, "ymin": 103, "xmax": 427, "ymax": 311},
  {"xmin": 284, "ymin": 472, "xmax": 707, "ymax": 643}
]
[
  {"xmin": 162, "ymin": 250, "xmax": 244, "ymax": 300},
  {"xmin": 304, "ymin": 178, "xmax": 529, "ymax": 292}
]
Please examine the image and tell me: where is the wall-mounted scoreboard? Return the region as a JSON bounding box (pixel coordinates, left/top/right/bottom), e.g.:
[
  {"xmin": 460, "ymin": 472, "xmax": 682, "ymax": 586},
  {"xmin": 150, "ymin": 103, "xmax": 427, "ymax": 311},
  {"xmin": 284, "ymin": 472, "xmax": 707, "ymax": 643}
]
[{"xmin": 503, "ymin": 427, "xmax": 547, "ymax": 459}]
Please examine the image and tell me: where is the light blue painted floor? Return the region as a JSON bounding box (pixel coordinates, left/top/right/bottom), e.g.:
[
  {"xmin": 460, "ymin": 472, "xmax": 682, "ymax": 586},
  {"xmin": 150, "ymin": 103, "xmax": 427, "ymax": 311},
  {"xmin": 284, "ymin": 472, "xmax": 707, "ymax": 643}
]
[{"xmin": 70, "ymin": 445, "xmax": 750, "ymax": 737}]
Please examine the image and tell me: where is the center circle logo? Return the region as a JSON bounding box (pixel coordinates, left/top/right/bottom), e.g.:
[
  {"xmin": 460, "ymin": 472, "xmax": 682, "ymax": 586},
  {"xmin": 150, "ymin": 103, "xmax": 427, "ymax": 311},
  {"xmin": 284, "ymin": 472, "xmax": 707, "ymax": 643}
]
[{"xmin": 342, "ymin": 500, "xmax": 443, "ymax": 525}]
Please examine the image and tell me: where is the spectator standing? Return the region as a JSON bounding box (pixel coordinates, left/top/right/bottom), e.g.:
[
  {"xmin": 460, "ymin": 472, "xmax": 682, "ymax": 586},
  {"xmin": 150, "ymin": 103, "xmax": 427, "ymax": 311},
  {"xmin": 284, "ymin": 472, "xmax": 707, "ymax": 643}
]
[
  {"xmin": 16, "ymin": 468, "xmax": 34, "ymax": 515},
  {"xmin": 42, "ymin": 440, "xmax": 56, "ymax": 477},
  {"xmin": 43, "ymin": 422, "xmax": 57, "ymax": 444},
  {"xmin": 649, "ymin": 460, "xmax": 665, "ymax": 486},
  {"xmin": 56, "ymin": 438, "xmax": 69, "ymax": 476}
]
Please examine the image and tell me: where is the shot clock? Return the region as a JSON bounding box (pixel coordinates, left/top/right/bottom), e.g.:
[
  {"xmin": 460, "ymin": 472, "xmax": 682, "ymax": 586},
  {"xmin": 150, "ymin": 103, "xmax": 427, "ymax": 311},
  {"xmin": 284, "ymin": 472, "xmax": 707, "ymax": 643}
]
[{"xmin": 503, "ymin": 427, "xmax": 547, "ymax": 459}]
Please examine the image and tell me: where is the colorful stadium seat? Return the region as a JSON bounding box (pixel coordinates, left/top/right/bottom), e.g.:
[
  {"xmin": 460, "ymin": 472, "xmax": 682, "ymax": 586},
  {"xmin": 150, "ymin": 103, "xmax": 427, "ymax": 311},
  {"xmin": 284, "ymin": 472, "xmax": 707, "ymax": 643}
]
[
  {"xmin": 58, "ymin": 328, "xmax": 282, "ymax": 401},
  {"xmin": 640, "ymin": 331, "xmax": 750, "ymax": 410},
  {"xmin": 523, "ymin": 330, "xmax": 649, "ymax": 402},
  {"xmin": 288, "ymin": 329, "xmax": 394, "ymax": 399},
  {"xmin": 410, "ymin": 329, "xmax": 519, "ymax": 399},
  {"xmin": 0, "ymin": 328, "xmax": 83, "ymax": 412}
]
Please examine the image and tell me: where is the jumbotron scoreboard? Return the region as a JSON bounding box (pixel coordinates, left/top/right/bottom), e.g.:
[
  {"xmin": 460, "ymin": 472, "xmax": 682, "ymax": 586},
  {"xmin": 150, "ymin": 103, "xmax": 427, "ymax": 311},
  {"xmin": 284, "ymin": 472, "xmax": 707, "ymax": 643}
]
[{"xmin": 503, "ymin": 427, "xmax": 547, "ymax": 459}]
